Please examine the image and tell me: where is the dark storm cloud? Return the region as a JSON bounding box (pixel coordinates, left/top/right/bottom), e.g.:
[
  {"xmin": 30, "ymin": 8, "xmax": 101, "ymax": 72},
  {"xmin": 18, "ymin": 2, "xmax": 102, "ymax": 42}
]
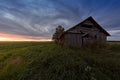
[{"xmin": 0, "ymin": 0, "xmax": 120, "ymax": 40}]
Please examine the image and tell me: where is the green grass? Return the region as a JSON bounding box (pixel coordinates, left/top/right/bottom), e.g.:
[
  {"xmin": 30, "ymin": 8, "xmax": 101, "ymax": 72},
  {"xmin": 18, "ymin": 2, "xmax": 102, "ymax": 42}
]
[{"xmin": 0, "ymin": 42, "xmax": 120, "ymax": 80}]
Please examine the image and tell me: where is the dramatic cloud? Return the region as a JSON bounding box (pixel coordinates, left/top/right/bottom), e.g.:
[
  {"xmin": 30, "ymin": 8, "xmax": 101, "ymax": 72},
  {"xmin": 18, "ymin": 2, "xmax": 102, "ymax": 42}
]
[{"xmin": 0, "ymin": 0, "xmax": 120, "ymax": 41}]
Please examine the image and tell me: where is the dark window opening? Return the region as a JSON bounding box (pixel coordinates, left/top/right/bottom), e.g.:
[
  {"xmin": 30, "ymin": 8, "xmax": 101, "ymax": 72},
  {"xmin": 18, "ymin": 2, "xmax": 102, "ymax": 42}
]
[
  {"xmin": 82, "ymin": 24, "xmax": 93, "ymax": 28},
  {"xmin": 86, "ymin": 34, "xmax": 89, "ymax": 38},
  {"xmin": 95, "ymin": 35, "xmax": 97, "ymax": 39}
]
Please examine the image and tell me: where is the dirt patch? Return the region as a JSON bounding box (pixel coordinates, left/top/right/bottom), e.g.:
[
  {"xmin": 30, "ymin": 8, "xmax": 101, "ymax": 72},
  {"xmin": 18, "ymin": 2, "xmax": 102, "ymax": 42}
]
[{"xmin": 10, "ymin": 57, "xmax": 22, "ymax": 65}]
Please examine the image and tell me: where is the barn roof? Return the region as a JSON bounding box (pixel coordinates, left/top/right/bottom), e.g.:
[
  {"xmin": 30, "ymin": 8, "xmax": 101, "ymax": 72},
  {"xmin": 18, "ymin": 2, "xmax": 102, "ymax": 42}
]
[{"xmin": 60, "ymin": 16, "xmax": 110, "ymax": 38}]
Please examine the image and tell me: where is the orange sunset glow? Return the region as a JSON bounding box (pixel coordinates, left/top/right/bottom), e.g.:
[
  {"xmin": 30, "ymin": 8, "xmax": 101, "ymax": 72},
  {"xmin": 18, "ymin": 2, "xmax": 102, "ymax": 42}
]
[{"xmin": 0, "ymin": 32, "xmax": 52, "ymax": 41}]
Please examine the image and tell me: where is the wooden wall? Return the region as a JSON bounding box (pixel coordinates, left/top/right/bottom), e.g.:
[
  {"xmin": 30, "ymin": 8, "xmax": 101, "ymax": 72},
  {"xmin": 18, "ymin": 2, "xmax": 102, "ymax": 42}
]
[{"xmin": 64, "ymin": 33, "xmax": 82, "ymax": 46}]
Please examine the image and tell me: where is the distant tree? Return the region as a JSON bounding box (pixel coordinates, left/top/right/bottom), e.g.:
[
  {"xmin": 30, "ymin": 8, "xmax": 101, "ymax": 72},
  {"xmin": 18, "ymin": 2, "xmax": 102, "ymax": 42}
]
[{"xmin": 52, "ymin": 25, "xmax": 64, "ymax": 44}]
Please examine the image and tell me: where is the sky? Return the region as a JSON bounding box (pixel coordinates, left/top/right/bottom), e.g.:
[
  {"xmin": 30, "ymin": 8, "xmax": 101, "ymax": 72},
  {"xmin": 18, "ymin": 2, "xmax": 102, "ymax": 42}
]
[{"xmin": 0, "ymin": 0, "xmax": 120, "ymax": 41}]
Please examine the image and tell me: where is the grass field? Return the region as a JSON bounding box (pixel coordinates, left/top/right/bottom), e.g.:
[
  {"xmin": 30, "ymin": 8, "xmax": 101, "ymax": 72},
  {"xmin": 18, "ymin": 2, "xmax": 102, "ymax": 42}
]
[{"xmin": 0, "ymin": 42, "xmax": 120, "ymax": 80}]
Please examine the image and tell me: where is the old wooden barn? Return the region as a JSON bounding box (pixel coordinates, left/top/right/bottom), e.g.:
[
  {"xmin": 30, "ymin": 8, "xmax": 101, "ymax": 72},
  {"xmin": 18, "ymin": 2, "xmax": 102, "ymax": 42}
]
[{"xmin": 59, "ymin": 16, "xmax": 110, "ymax": 46}]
